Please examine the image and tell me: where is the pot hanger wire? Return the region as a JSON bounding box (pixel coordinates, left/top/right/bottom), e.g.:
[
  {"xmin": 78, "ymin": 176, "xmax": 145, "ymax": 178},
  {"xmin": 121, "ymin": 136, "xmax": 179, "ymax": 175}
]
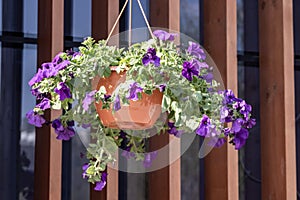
[{"xmin": 105, "ymin": 0, "xmax": 155, "ymax": 46}]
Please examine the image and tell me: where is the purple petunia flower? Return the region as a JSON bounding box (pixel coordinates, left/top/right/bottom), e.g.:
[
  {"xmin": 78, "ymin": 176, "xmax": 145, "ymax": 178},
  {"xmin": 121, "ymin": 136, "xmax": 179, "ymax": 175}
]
[
  {"xmin": 82, "ymin": 90, "xmax": 97, "ymax": 111},
  {"xmin": 52, "ymin": 119, "xmax": 64, "ymax": 132},
  {"xmin": 143, "ymin": 151, "xmax": 158, "ymax": 168},
  {"xmin": 153, "ymin": 30, "xmax": 177, "ymax": 41},
  {"xmin": 54, "ymin": 82, "xmax": 71, "ymax": 101},
  {"xmin": 94, "ymin": 172, "xmax": 108, "ymax": 191},
  {"xmin": 82, "ymin": 123, "xmax": 91, "ymax": 129},
  {"xmin": 41, "ymin": 62, "xmax": 58, "ymax": 78},
  {"xmin": 202, "ymin": 72, "xmax": 214, "ymax": 83},
  {"xmin": 52, "ymin": 52, "xmax": 63, "ymax": 64},
  {"xmin": 55, "ymin": 60, "xmax": 70, "ymax": 71},
  {"xmin": 231, "ymin": 118, "xmax": 244, "ymax": 133},
  {"xmin": 208, "ymin": 137, "xmax": 227, "ymax": 148},
  {"xmin": 158, "ymin": 84, "xmax": 166, "ymax": 92},
  {"xmin": 31, "ymin": 88, "xmax": 41, "ymax": 96},
  {"xmin": 66, "ymin": 49, "xmax": 81, "ymax": 58},
  {"xmin": 220, "ymin": 106, "xmax": 234, "ymax": 123},
  {"xmin": 244, "ymin": 118, "xmax": 256, "ymax": 129},
  {"xmin": 239, "ymin": 100, "xmax": 252, "ymax": 120},
  {"xmin": 195, "ymin": 114, "xmax": 211, "ymax": 137},
  {"xmin": 182, "ymin": 60, "xmax": 200, "ymax": 81},
  {"xmin": 231, "ymin": 128, "xmax": 249, "ymax": 150},
  {"xmin": 82, "ymin": 163, "xmax": 89, "ymax": 178},
  {"xmin": 28, "ymin": 69, "xmax": 44, "ymax": 87},
  {"xmin": 113, "ymin": 95, "xmax": 121, "ymax": 111},
  {"xmin": 37, "ymin": 98, "xmax": 51, "ymax": 110},
  {"xmin": 126, "ymin": 82, "xmax": 143, "ymax": 101},
  {"xmin": 26, "ymin": 110, "xmax": 46, "ymax": 127},
  {"xmin": 52, "ymin": 118, "xmax": 75, "ymax": 140},
  {"xmin": 142, "ymin": 48, "xmax": 160, "ymax": 67},
  {"xmin": 104, "ymin": 94, "xmax": 111, "ymax": 101},
  {"xmin": 167, "ymin": 122, "xmax": 184, "ymax": 137},
  {"xmin": 121, "ymin": 147, "xmax": 135, "ymax": 159},
  {"xmin": 223, "ymin": 89, "xmax": 236, "ymax": 104},
  {"xmin": 187, "ymin": 41, "xmax": 206, "ymax": 60}
]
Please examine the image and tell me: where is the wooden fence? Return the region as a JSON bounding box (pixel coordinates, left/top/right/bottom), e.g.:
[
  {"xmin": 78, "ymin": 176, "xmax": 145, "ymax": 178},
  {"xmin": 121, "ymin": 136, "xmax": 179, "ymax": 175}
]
[{"xmin": 34, "ymin": 0, "xmax": 297, "ymax": 199}]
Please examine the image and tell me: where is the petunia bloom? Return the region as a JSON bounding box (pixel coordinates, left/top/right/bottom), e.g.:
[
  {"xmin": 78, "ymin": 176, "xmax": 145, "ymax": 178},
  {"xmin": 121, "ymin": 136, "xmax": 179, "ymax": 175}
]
[
  {"xmin": 244, "ymin": 118, "xmax": 256, "ymax": 129},
  {"xmin": 187, "ymin": 41, "xmax": 206, "ymax": 60},
  {"xmin": 126, "ymin": 82, "xmax": 143, "ymax": 101},
  {"xmin": 54, "ymin": 82, "xmax": 72, "ymax": 101},
  {"xmin": 28, "ymin": 69, "xmax": 44, "ymax": 87},
  {"xmin": 113, "ymin": 94, "xmax": 121, "ymax": 111},
  {"xmin": 182, "ymin": 60, "xmax": 200, "ymax": 81},
  {"xmin": 167, "ymin": 122, "xmax": 184, "ymax": 137},
  {"xmin": 52, "ymin": 119, "xmax": 75, "ymax": 140},
  {"xmin": 142, "ymin": 48, "xmax": 160, "ymax": 67},
  {"xmin": 37, "ymin": 98, "xmax": 51, "ymax": 110},
  {"xmin": 26, "ymin": 110, "xmax": 46, "ymax": 127},
  {"xmin": 202, "ymin": 72, "xmax": 214, "ymax": 84},
  {"xmin": 223, "ymin": 89, "xmax": 236, "ymax": 104},
  {"xmin": 52, "ymin": 52, "xmax": 63, "ymax": 64},
  {"xmin": 55, "ymin": 60, "xmax": 70, "ymax": 71},
  {"xmin": 220, "ymin": 106, "xmax": 233, "ymax": 123},
  {"xmin": 231, "ymin": 118, "xmax": 244, "ymax": 133},
  {"xmin": 82, "ymin": 90, "xmax": 97, "ymax": 111},
  {"xmin": 153, "ymin": 30, "xmax": 177, "ymax": 41},
  {"xmin": 231, "ymin": 128, "xmax": 249, "ymax": 150},
  {"xmin": 94, "ymin": 172, "xmax": 108, "ymax": 191},
  {"xmin": 208, "ymin": 137, "xmax": 227, "ymax": 148},
  {"xmin": 158, "ymin": 84, "xmax": 166, "ymax": 92},
  {"xmin": 143, "ymin": 151, "xmax": 158, "ymax": 168},
  {"xmin": 195, "ymin": 114, "xmax": 211, "ymax": 137},
  {"xmin": 82, "ymin": 163, "xmax": 89, "ymax": 178},
  {"xmin": 121, "ymin": 147, "xmax": 135, "ymax": 159},
  {"xmin": 41, "ymin": 62, "xmax": 58, "ymax": 78}
]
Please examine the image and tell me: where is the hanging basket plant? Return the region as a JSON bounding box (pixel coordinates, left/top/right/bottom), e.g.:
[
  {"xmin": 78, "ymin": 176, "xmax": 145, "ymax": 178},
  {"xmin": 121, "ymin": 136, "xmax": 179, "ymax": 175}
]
[{"xmin": 27, "ymin": 30, "xmax": 256, "ymax": 191}]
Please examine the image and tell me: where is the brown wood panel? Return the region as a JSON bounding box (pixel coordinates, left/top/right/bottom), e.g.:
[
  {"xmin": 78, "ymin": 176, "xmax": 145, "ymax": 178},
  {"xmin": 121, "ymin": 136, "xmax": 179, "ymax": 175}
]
[
  {"xmin": 149, "ymin": 1, "xmax": 180, "ymax": 200},
  {"xmin": 92, "ymin": 0, "xmax": 119, "ymax": 41},
  {"xmin": 34, "ymin": 0, "xmax": 64, "ymax": 199},
  {"xmin": 259, "ymin": 0, "xmax": 297, "ymax": 199},
  {"xmin": 203, "ymin": 0, "xmax": 239, "ymax": 199},
  {"xmin": 91, "ymin": 0, "xmax": 119, "ymax": 199}
]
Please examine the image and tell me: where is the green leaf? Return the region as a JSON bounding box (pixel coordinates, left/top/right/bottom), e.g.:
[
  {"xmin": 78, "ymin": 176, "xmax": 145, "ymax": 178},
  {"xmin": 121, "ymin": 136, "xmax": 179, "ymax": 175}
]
[
  {"xmin": 162, "ymin": 95, "xmax": 171, "ymax": 112},
  {"xmin": 103, "ymin": 67, "xmax": 111, "ymax": 77}
]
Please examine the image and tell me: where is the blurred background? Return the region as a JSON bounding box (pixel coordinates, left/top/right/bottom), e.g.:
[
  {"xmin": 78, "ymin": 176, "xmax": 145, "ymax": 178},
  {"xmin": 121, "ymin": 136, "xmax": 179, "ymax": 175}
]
[{"xmin": 0, "ymin": 0, "xmax": 299, "ymax": 199}]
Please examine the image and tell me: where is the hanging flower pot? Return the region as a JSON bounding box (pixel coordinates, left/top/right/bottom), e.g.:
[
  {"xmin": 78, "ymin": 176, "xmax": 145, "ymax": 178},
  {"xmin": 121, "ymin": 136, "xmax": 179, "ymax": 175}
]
[
  {"xmin": 95, "ymin": 67, "xmax": 163, "ymax": 130},
  {"xmin": 26, "ymin": 29, "xmax": 256, "ymax": 191}
]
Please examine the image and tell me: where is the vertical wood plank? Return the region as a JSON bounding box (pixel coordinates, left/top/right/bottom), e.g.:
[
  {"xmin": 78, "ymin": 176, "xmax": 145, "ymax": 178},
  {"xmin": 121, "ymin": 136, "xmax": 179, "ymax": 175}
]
[
  {"xmin": 149, "ymin": 1, "xmax": 180, "ymax": 200},
  {"xmin": 34, "ymin": 0, "xmax": 64, "ymax": 199},
  {"xmin": 203, "ymin": 0, "xmax": 239, "ymax": 199},
  {"xmin": 91, "ymin": 1, "xmax": 119, "ymax": 200},
  {"xmin": 259, "ymin": 0, "xmax": 297, "ymax": 199}
]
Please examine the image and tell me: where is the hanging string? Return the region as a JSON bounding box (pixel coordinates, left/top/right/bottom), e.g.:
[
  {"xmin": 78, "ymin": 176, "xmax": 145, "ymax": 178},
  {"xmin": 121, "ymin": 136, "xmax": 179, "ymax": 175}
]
[
  {"xmin": 129, "ymin": 0, "xmax": 133, "ymax": 46},
  {"xmin": 106, "ymin": 0, "xmax": 155, "ymax": 46},
  {"xmin": 136, "ymin": 0, "xmax": 155, "ymax": 39},
  {"xmin": 105, "ymin": 0, "xmax": 129, "ymax": 45}
]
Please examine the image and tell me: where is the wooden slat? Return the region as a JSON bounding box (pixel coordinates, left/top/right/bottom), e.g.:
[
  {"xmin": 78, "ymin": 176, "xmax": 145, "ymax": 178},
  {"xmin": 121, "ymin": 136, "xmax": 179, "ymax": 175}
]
[
  {"xmin": 259, "ymin": 0, "xmax": 297, "ymax": 199},
  {"xmin": 203, "ymin": 0, "xmax": 239, "ymax": 199},
  {"xmin": 149, "ymin": 1, "xmax": 180, "ymax": 200},
  {"xmin": 34, "ymin": 0, "xmax": 64, "ymax": 199},
  {"xmin": 92, "ymin": 0, "xmax": 119, "ymax": 41},
  {"xmin": 91, "ymin": 1, "xmax": 119, "ymax": 200}
]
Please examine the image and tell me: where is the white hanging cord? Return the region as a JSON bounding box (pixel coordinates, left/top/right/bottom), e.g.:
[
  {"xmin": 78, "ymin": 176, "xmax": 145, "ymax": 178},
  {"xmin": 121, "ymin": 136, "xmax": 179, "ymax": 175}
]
[
  {"xmin": 129, "ymin": 0, "xmax": 133, "ymax": 46},
  {"xmin": 136, "ymin": 0, "xmax": 155, "ymax": 39},
  {"xmin": 105, "ymin": 0, "xmax": 129, "ymax": 45},
  {"xmin": 106, "ymin": 0, "xmax": 155, "ymax": 45}
]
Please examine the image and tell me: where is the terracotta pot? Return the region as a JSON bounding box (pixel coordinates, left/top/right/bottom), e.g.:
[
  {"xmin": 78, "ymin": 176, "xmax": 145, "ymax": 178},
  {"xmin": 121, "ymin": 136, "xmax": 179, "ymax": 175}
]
[{"xmin": 95, "ymin": 68, "xmax": 163, "ymax": 130}]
